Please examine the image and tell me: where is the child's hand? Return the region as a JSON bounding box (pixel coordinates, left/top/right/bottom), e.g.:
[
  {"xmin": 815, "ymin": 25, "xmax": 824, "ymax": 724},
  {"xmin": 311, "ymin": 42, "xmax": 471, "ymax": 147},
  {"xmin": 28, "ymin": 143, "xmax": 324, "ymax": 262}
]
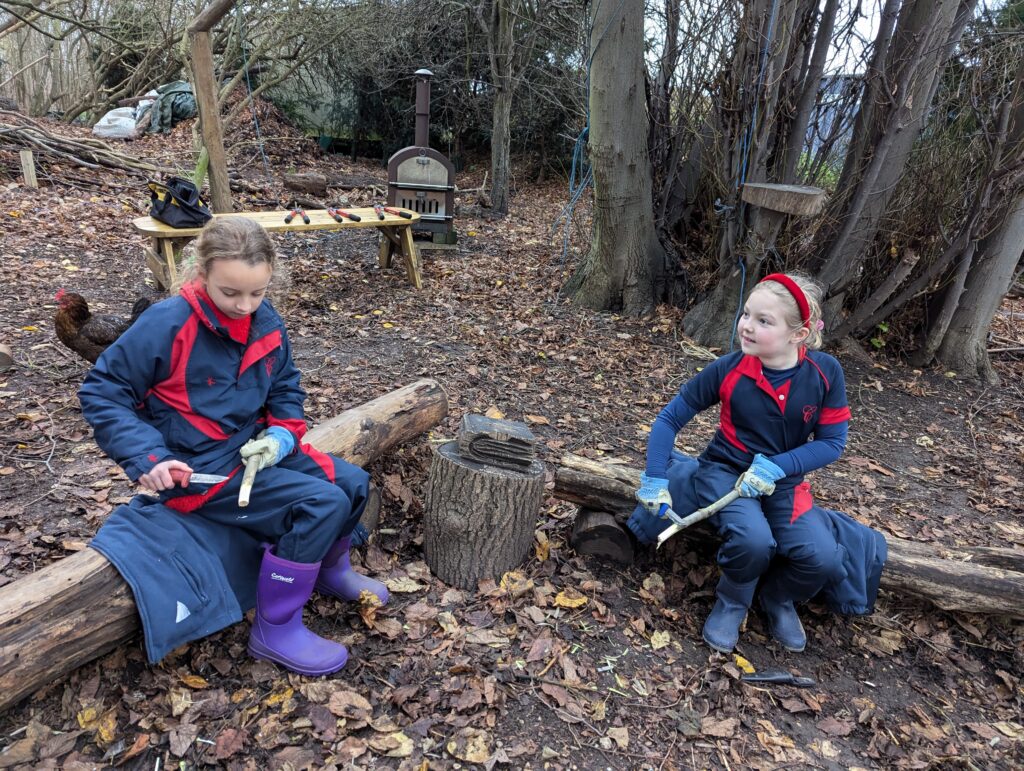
[
  {"xmin": 139, "ymin": 459, "xmax": 194, "ymax": 492},
  {"xmin": 735, "ymin": 454, "xmax": 785, "ymax": 498},
  {"xmin": 240, "ymin": 426, "xmax": 295, "ymax": 471},
  {"xmin": 636, "ymin": 472, "xmax": 673, "ymax": 516}
]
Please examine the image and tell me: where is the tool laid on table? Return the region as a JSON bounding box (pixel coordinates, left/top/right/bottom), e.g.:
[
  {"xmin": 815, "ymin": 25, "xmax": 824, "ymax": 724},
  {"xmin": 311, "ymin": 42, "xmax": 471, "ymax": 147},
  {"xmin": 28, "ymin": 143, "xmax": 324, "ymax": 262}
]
[
  {"xmin": 284, "ymin": 208, "xmax": 310, "ymax": 224},
  {"xmin": 169, "ymin": 469, "xmax": 229, "ymax": 487},
  {"xmin": 328, "ymin": 207, "xmax": 361, "ymax": 222},
  {"xmin": 741, "ymin": 670, "xmax": 817, "ymax": 688},
  {"xmin": 238, "ymin": 455, "xmax": 260, "ymax": 508},
  {"xmin": 383, "ymin": 206, "xmax": 412, "ymax": 219},
  {"xmin": 372, "ymin": 203, "xmax": 386, "ymax": 220},
  {"xmin": 656, "ymin": 489, "xmax": 741, "ymax": 549}
]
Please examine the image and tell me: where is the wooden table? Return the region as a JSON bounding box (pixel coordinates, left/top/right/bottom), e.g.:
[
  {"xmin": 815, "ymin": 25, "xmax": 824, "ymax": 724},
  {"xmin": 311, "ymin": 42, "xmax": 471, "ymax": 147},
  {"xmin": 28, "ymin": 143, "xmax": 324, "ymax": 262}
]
[{"xmin": 132, "ymin": 208, "xmax": 423, "ymax": 290}]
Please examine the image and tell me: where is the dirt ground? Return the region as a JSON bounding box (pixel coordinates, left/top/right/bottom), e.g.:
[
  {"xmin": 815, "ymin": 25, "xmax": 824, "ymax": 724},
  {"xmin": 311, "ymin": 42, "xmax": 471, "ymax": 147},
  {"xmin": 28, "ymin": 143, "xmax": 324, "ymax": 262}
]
[{"xmin": 1, "ymin": 113, "xmax": 1023, "ymax": 770}]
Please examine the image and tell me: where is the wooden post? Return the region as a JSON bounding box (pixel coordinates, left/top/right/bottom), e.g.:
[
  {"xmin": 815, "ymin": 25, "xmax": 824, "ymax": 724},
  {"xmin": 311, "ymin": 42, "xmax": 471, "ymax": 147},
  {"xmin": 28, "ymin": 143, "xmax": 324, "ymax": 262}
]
[
  {"xmin": 189, "ymin": 30, "xmax": 232, "ymax": 212},
  {"xmin": 0, "ymin": 379, "xmax": 448, "ymax": 714},
  {"xmin": 187, "ymin": 0, "xmax": 236, "ymax": 213},
  {"xmin": 19, "ymin": 149, "xmax": 37, "ymax": 188},
  {"xmin": 423, "ymin": 442, "xmax": 544, "ymax": 590}
]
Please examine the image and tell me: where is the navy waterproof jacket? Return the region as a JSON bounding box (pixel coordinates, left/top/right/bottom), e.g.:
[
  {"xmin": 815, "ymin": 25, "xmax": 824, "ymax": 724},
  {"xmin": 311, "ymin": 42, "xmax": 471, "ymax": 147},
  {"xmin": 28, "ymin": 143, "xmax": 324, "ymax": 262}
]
[
  {"xmin": 79, "ymin": 283, "xmax": 308, "ymax": 508},
  {"xmin": 80, "ymin": 284, "xmax": 315, "ymax": 662}
]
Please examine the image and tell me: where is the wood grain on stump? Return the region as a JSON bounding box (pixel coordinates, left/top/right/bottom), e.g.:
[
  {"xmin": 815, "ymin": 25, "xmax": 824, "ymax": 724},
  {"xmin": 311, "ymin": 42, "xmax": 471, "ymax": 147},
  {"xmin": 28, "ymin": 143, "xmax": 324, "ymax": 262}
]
[{"xmin": 423, "ymin": 441, "xmax": 544, "ymax": 590}]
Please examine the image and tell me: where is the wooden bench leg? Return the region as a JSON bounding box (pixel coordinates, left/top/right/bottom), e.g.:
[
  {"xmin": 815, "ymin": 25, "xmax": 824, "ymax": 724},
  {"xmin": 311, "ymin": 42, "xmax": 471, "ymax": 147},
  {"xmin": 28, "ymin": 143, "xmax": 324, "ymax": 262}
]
[
  {"xmin": 378, "ymin": 227, "xmax": 400, "ymax": 269},
  {"xmin": 398, "ymin": 225, "xmax": 422, "ymax": 289},
  {"xmin": 160, "ymin": 238, "xmax": 178, "ymax": 286},
  {"xmin": 144, "ymin": 244, "xmax": 170, "ymax": 291}
]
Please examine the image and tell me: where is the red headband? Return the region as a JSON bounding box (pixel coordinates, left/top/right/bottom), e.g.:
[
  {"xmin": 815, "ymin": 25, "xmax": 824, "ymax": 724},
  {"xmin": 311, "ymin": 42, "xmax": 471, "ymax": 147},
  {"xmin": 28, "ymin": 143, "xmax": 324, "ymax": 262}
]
[{"xmin": 759, "ymin": 273, "xmax": 810, "ymax": 327}]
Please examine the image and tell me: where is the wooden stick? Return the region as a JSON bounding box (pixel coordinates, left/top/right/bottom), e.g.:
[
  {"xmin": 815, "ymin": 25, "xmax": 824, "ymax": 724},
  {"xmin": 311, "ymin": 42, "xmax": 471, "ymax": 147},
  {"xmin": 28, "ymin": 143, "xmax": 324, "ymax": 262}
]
[
  {"xmin": 237, "ymin": 456, "xmax": 260, "ymax": 507},
  {"xmin": 19, "ymin": 149, "xmax": 37, "ymax": 188}
]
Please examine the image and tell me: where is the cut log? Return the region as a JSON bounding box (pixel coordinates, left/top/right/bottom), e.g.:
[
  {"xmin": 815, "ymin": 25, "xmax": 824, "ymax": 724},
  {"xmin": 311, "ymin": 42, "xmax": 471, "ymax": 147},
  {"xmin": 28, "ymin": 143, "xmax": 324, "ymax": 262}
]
[
  {"xmin": 571, "ymin": 509, "xmax": 634, "ymax": 565},
  {"xmin": 552, "ymin": 454, "xmax": 1024, "ymax": 619},
  {"xmin": 283, "ymin": 172, "xmax": 328, "ymax": 196},
  {"xmin": 423, "ymin": 441, "xmax": 544, "ymax": 590},
  {"xmin": 0, "ymin": 379, "xmax": 447, "ymax": 714}
]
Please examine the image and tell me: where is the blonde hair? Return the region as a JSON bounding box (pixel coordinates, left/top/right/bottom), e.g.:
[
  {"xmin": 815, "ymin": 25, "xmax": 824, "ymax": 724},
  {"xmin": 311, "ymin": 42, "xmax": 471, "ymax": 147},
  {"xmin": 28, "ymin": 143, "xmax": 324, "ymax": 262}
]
[
  {"xmin": 170, "ymin": 217, "xmax": 279, "ymax": 294},
  {"xmin": 751, "ymin": 272, "xmax": 825, "ymax": 349}
]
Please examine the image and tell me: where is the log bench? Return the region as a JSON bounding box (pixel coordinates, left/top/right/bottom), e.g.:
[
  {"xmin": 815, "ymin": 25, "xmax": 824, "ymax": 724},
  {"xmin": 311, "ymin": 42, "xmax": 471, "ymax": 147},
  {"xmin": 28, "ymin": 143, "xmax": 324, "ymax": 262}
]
[{"xmin": 132, "ymin": 207, "xmax": 423, "ymax": 291}]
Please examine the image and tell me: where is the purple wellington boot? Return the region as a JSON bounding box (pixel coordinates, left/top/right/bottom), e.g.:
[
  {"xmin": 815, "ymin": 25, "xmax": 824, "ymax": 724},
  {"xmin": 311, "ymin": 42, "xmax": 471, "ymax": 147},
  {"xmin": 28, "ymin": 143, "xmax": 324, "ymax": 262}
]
[
  {"xmin": 315, "ymin": 535, "xmax": 389, "ymax": 605},
  {"xmin": 248, "ymin": 546, "xmax": 349, "ymax": 676}
]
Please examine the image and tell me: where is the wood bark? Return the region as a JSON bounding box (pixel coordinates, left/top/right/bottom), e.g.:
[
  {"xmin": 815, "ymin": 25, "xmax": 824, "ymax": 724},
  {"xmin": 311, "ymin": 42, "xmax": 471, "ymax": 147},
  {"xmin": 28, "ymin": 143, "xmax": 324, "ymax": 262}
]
[
  {"xmin": 564, "ymin": 0, "xmax": 666, "ymax": 314},
  {"xmin": 423, "ymin": 442, "xmax": 544, "ymax": 590},
  {"xmin": 551, "ymin": 454, "xmax": 1024, "ymax": 619},
  {"xmin": 0, "ymin": 379, "xmax": 447, "ymax": 715},
  {"xmin": 283, "ymin": 172, "xmax": 328, "ymax": 197},
  {"xmin": 571, "ymin": 509, "xmax": 634, "ymax": 565}
]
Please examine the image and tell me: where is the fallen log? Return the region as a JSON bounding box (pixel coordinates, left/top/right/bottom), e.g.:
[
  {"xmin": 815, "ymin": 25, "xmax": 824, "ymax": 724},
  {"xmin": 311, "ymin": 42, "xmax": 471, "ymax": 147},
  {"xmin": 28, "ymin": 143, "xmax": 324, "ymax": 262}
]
[
  {"xmin": 552, "ymin": 454, "xmax": 1024, "ymax": 619},
  {"xmin": 0, "ymin": 379, "xmax": 447, "ymax": 715}
]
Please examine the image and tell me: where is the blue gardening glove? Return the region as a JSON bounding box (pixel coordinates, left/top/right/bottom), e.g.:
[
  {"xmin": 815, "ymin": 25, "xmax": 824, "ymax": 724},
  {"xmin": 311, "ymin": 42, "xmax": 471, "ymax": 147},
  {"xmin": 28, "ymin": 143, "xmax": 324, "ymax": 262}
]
[
  {"xmin": 636, "ymin": 472, "xmax": 673, "ymax": 518},
  {"xmin": 239, "ymin": 426, "xmax": 295, "ymax": 471},
  {"xmin": 735, "ymin": 453, "xmax": 786, "ymax": 498}
]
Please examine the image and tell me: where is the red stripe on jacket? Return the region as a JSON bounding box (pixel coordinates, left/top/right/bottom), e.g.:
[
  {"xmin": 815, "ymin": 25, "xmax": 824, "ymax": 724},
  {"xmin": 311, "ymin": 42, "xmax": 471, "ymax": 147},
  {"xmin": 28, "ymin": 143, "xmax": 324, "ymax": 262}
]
[
  {"xmin": 268, "ymin": 415, "xmax": 308, "ymax": 439},
  {"xmin": 718, "ymin": 367, "xmax": 749, "ymax": 452},
  {"xmin": 790, "ymin": 481, "xmax": 814, "ymax": 523},
  {"xmin": 165, "ymin": 466, "xmax": 242, "ymax": 513},
  {"xmin": 819, "ymin": 406, "xmax": 851, "ymax": 424},
  {"xmin": 148, "ymin": 316, "xmax": 229, "ymax": 440},
  {"xmin": 300, "ymin": 443, "xmax": 336, "ymax": 482},
  {"xmin": 239, "ymin": 330, "xmax": 282, "ymax": 376}
]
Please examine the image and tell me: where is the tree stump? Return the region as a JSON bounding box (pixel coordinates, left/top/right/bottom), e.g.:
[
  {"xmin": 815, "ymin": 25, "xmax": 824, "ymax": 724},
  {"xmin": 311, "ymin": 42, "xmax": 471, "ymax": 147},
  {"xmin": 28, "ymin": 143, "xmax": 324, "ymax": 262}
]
[{"xmin": 423, "ymin": 441, "xmax": 544, "ymax": 590}]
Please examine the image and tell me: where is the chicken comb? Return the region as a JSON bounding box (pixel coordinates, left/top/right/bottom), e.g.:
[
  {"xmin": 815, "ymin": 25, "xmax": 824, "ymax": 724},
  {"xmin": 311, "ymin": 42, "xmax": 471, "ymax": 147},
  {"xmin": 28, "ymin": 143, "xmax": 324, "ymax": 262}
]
[{"xmin": 55, "ymin": 288, "xmax": 65, "ymax": 301}]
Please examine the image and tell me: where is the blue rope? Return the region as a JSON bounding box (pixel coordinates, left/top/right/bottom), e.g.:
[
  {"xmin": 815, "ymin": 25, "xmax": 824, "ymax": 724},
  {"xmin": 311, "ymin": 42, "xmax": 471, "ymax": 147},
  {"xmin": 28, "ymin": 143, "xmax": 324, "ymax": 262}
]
[{"xmin": 236, "ymin": 6, "xmax": 271, "ymax": 177}]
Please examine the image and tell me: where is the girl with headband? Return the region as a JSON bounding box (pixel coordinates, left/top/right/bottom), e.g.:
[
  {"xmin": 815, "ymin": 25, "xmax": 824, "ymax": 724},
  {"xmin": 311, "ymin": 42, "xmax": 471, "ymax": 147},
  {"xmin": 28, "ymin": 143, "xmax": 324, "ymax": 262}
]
[{"xmin": 634, "ymin": 272, "xmax": 850, "ymax": 653}]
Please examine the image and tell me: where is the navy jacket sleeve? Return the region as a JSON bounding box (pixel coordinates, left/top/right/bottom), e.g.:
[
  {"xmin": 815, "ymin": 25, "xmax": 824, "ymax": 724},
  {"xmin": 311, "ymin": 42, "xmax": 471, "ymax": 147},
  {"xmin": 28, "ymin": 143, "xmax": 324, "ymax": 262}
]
[
  {"xmin": 645, "ymin": 355, "xmax": 733, "ymax": 477},
  {"xmin": 78, "ymin": 306, "xmax": 177, "ymax": 481},
  {"xmin": 263, "ymin": 325, "xmax": 308, "ymax": 443}
]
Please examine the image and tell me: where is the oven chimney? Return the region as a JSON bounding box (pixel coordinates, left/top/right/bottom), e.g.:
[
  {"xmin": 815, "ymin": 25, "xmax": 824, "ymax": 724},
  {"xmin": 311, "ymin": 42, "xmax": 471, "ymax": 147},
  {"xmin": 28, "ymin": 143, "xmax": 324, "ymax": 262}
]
[{"xmin": 414, "ymin": 68, "xmax": 433, "ymax": 148}]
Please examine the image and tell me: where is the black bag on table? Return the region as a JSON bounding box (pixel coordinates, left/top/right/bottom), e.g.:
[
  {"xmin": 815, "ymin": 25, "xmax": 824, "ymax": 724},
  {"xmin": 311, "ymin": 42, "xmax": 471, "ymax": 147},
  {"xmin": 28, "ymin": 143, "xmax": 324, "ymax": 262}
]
[{"xmin": 148, "ymin": 177, "xmax": 213, "ymax": 228}]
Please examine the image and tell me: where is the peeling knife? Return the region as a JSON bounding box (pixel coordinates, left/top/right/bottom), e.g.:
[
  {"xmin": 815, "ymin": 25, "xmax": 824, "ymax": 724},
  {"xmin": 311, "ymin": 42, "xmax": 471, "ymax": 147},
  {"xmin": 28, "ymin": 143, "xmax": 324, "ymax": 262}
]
[{"xmin": 169, "ymin": 469, "xmax": 229, "ymax": 487}]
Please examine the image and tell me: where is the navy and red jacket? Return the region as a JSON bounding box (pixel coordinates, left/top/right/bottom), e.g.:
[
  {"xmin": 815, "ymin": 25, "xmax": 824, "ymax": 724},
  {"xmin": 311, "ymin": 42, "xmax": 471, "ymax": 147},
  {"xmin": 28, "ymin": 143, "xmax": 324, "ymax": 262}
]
[
  {"xmin": 646, "ymin": 348, "xmax": 851, "ymax": 484},
  {"xmin": 79, "ymin": 283, "xmax": 307, "ymax": 490}
]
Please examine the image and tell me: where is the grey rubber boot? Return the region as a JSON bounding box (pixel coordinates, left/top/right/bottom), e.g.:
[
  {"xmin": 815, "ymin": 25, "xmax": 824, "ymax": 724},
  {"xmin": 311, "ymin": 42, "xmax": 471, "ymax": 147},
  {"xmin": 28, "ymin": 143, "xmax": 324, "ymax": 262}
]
[{"xmin": 702, "ymin": 574, "xmax": 758, "ymax": 653}]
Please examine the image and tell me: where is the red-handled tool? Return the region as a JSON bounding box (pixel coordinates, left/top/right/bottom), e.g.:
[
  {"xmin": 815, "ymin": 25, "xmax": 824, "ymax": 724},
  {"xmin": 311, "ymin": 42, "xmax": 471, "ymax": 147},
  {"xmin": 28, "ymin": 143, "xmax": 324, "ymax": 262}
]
[
  {"xmin": 329, "ymin": 207, "xmax": 361, "ymax": 222},
  {"xmin": 326, "ymin": 207, "xmax": 344, "ymax": 223},
  {"xmin": 168, "ymin": 469, "xmax": 229, "ymax": 487},
  {"xmin": 383, "ymin": 206, "xmax": 412, "ymax": 219},
  {"xmin": 373, "ymin": 203, "xmax": 386, "ymax": 220},
  {"xmin": 284, "ymin": 208, "xmax": 310, "ymax": 224}
]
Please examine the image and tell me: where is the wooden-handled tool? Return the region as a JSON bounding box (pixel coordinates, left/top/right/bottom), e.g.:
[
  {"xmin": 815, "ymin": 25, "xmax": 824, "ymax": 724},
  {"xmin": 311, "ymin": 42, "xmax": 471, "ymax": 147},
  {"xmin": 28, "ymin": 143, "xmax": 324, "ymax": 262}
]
[
  {"xmin": 656, "ymin": 489, "xmax": 741, "ymax": 549},
  {"xmin": 238, "ymin": 456, "xmax": 260, "ymax": 507}
]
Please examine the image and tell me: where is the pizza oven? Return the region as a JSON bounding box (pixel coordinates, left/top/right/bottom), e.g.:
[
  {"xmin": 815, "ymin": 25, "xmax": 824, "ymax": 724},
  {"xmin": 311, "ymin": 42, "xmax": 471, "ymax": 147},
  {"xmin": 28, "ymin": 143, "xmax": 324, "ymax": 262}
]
[{"xmin": 387, "ymin": 69, "xmax": 457, "ymax": 245}]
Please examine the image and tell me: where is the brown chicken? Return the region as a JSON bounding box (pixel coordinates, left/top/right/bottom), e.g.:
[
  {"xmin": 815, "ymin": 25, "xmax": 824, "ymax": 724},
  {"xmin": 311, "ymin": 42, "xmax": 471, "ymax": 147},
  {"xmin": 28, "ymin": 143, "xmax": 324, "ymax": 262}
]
[{"xmin": 54, "ymin": 290, "xmax": 154, "ymax": 364}]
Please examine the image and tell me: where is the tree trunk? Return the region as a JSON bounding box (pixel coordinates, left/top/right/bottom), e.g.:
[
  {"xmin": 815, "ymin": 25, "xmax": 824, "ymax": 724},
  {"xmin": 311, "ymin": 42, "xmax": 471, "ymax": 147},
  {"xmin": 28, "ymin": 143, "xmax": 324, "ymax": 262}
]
[
  {"xmin": 490, "ymin": 82, "xmax": 513, "ymax": 215},
  {"xmin": 552, "ymin": 454, "xmax": 1024, "ymax": 618},
  {"xmin": 0, "ymin": 379, "xmax": 447, "ymax": 715},
  {"xmin": 812, "ymin": 0, "xmax": 975, "ymax": 295},
  {"xmin": 564, "ymin": 0, "xmax": 666, "ymax": 315},
  {"xmin": 423, "ymin": 442, "xmax": 544, "ymax": 590},
  {"xmin": 935, "ymin": 188, "xmax": 1024, "ymax": 383}
]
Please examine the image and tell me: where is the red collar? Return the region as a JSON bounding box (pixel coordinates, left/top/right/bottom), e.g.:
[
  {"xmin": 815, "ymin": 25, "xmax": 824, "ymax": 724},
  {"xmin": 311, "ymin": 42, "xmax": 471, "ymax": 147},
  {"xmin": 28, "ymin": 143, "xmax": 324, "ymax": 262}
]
[{"xmin": 194, "ymin": 284, "xmax": 251, "ymax": 344}]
